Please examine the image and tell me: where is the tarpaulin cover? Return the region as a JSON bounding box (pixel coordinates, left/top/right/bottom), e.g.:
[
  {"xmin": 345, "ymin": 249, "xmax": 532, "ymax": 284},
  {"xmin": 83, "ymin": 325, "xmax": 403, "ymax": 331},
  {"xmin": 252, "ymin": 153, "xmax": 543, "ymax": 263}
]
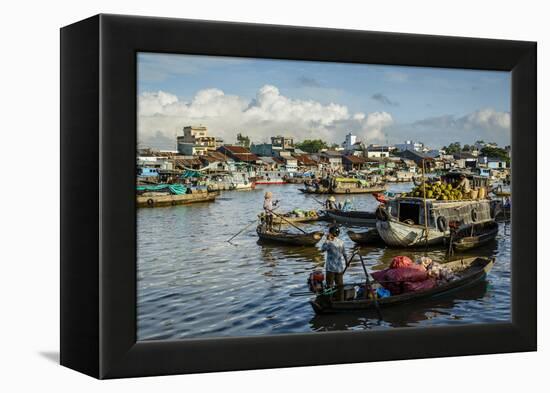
[
  {"xmin": 136, "ymin": 184, "xmax": 188, "ymax": 195},
  {"xmin": 402, "ymin": 278, "xmax": 437, "ymax": 293}
]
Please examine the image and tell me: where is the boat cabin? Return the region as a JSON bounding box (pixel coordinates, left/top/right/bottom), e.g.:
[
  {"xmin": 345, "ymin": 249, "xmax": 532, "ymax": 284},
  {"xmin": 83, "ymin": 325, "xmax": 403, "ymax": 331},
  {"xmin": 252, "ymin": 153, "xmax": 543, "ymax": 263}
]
[{"xmin": 387, "ymin": 197, "xmax": 493, "ymax": 229}]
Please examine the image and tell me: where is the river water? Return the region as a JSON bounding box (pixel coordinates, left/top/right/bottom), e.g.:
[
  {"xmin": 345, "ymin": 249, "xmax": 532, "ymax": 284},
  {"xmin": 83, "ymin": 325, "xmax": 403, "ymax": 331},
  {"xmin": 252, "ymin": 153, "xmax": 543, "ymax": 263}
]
[{"xmin": 137, "ymin": 183, "xmax": 511, "ymax": 340}]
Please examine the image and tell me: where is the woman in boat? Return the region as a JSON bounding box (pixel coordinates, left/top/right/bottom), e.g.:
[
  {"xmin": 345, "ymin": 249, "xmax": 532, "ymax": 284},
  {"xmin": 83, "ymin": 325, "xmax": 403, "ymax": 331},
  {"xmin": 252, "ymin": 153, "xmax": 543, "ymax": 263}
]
[
  {"xmin": 321, "ymin": 225, "xmax": 348, "ymax": 301},
  {"xmin": 263, "ymin": 191, "xmax": 279, "ymax": 232}
]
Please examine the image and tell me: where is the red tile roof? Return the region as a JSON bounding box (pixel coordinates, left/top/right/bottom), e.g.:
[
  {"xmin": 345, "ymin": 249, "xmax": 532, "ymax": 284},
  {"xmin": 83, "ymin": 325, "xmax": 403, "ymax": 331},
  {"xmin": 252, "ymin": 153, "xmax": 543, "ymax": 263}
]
[{"xmin": 343, "ymin": 155, "xmax": 366, "ymax": 164}]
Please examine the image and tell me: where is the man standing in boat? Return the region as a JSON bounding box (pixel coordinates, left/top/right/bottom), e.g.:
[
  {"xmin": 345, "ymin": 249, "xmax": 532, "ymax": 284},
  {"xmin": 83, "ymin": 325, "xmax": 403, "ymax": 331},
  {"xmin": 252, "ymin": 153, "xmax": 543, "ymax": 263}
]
[
  {"xmin": 321, "ymin": 225, "xmax": 348, "ymax": 301},
  {"xmin": 263, "ymin": 191, "xmax": 279, "ymax": 232},
  {"xmin": 457, "ymin": 174, "xmax": 471, "ymax": 198}
]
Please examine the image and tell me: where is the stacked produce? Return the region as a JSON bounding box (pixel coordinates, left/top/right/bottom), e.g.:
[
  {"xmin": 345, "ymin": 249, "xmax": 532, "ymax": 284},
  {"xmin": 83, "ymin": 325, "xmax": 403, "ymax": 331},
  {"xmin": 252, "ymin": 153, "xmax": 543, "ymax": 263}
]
[{"xmin": 401, "ymin": 181, "xmax": 464, "ymax": 201}]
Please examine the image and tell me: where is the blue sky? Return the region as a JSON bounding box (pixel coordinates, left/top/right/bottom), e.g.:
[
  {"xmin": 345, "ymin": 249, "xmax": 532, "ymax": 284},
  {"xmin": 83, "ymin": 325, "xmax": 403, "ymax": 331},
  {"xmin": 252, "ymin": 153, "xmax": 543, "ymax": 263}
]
[{"xmin": 137, "ymin": 52, "xmax": 511, "ymax": 150}]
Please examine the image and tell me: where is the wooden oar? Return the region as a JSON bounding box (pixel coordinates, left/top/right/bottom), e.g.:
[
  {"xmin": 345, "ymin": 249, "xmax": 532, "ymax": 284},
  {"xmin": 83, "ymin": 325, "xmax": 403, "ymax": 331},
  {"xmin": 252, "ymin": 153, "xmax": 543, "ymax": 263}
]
[
  {"xmin": 268, "ymin": 209, "xmax": 308, "ymax": 234},
  {"xmin": 226, "ymin": 219, "xmax": 257, "ymax": 243},
  {"xmin": 358, "ymin": 253, "xmax": 383, "ymax": 320},
  {"xmin": 342, "ymin": 249, "xmax": 359, "ymax": 274}
]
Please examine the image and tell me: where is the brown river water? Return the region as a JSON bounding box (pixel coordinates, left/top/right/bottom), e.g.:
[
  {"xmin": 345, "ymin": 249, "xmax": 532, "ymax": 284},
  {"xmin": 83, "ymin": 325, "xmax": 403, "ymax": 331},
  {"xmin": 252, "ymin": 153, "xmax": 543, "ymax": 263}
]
[{"xmin": 137, "ymin": 183, "xmax": 511, "ymax": 340}]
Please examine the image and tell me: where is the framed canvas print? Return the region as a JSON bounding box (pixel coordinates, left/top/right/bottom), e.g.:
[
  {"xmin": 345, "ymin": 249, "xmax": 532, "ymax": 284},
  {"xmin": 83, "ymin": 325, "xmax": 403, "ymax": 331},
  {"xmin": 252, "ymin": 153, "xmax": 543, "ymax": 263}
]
[{"xmin": 60, "ymin": 14, "xmax": 536, "ymax": 379}]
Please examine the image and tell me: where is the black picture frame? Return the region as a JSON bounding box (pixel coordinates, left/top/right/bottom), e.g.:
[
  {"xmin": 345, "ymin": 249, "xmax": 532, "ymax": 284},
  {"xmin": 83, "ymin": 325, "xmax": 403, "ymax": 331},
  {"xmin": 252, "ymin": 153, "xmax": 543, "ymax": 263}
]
[{"xmin": 60, "ymin": 14, "xmax": 536, "ymax": 379}]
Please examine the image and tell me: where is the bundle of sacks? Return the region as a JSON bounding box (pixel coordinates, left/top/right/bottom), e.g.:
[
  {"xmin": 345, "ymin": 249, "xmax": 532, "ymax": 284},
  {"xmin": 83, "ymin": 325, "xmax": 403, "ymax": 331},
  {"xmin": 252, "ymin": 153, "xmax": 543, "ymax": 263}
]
[{"xmin": 371, "ymin": 256, "xmax": 456, "ymax": 295}]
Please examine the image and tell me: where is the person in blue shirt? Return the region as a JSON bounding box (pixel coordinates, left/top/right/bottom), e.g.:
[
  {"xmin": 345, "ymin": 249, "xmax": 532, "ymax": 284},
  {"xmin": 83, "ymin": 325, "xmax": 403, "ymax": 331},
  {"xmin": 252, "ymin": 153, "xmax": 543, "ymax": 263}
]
[
  {"xmin": 342, "ymin": 198, "xmax": 353, "ymax": 212},
  {"xmin": 321, "ymin": 225, "xmax": 348, "ymax": 301}
]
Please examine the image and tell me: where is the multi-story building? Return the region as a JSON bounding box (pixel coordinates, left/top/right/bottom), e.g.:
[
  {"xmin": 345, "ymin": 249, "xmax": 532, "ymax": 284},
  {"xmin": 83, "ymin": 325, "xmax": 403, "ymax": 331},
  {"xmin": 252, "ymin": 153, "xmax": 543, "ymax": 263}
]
[
  {"xmin": 271, "ymin": 135, "xmax": 294, "ymax": 152},
  {"xmin": 395, "ymin": 140, "xmax": 424, "ymax": 152},
  {"xmin": 177, "ymin": 125, "xmax": 217, "ymax": 156}
]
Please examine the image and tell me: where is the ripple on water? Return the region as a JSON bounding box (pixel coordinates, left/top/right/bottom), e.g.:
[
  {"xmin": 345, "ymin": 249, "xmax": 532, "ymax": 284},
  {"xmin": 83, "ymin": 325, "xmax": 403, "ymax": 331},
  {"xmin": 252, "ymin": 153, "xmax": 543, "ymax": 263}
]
[{"xmin": 137, "ymin": 183, "xmax": 511, "ymax": 340}]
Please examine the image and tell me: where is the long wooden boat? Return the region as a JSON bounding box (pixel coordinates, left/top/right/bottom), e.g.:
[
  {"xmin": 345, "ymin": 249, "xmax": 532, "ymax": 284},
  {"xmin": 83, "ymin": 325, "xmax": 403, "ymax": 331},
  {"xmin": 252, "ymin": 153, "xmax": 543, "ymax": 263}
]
[
  {"xmin": 310, "ymin": 256, "xmax": 494, "ymax": 314},
  {"xmin": 452, "ymin": 221, "xmax": 499, "ymax": 251},
  {"xmin": 299, "ymin": 185, "xmax": 386, "ymax": 195},
  {"xmin": 256, "ymin": 225, "xmax": 323, "ymax": 246},
  {"xmin": 137, "ymin": 191, "xmax": 217, "ymax": 208},
  {"xmin": 325, "ymin": 209, "xmax": 377, "ymax": 225},
  {"xmin": 347, "ymin": 229, "xmax": 384, "ymax": 245}
]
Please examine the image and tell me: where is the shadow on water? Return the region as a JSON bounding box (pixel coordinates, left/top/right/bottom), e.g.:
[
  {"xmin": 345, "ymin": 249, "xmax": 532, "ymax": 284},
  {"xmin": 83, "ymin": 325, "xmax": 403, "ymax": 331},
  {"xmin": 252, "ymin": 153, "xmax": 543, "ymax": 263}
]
[{"xmin": 309, "ymin": 280, "xmax": 489, "ymax": 331}]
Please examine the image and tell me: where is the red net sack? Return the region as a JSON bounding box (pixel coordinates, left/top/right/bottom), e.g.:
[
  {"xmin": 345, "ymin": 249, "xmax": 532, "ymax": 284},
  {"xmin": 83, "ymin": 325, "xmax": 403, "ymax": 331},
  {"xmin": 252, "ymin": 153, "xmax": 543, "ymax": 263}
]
[
  {"xmin": 384, "ymin": 265, "xmax": 427, "ymax": 283},
  {"xmin": 390, "ymin": 256, "xmax": 413, "ymax": 269},
  {"xmin": 402, "ymin": 278, "xmax": 437, "ymax": 293}
]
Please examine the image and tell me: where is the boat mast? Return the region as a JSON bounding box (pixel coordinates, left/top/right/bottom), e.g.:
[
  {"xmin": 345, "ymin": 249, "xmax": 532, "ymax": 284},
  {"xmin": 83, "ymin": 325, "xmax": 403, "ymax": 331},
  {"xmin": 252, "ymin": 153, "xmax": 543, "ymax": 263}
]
[{"xmin": 422, "ymin": 159, "xmax": 429, "ymax": 247}]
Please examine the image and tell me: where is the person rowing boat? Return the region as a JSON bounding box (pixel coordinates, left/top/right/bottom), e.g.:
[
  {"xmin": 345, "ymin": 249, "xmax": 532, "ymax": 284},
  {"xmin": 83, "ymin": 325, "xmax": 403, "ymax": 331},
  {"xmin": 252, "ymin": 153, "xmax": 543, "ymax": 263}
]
[
  {"xmin": 321, "ymin": 225, "xmax": 348, "ymax": 301},
  {"xmin": 263, "ymin": 191, "xmax": 279, "ymax": 232}
]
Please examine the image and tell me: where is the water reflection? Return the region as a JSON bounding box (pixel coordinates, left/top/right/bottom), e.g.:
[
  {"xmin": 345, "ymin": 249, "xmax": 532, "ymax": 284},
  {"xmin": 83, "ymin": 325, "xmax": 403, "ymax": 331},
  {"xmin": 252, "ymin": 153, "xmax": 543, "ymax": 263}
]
[
  {"xmin": 137, "ymin": 183, "xmax": 510, "ymax": 340},
  {"xmin": 309, "ymin": 281, "xmax": 489, "ymax": 331}
]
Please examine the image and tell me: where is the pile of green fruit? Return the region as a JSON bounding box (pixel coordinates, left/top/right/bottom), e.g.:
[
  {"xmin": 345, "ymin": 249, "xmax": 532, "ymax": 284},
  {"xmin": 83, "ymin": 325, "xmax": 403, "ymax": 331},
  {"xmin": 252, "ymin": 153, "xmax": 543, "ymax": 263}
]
[{"xmin": 402, "ymin": 181, "xmax": 464, "ymax": 201}]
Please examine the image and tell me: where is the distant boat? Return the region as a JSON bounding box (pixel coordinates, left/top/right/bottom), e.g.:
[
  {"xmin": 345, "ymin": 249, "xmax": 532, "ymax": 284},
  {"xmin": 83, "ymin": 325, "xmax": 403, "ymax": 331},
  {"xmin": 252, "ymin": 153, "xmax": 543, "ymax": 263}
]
[
  {"xmin": 300, "ymin": 177, "xmax": 386, "ymax": 194},
  {"xmin": 324, "ymin": 209, "xmax": 377, "ymax": 226},
  {"xmin": 254, "ymin": 170, "xmax": 287, "ymax": 185},
  {"xmin": 136, "ymin": 188, "xmax": 217, "ymax": 208}
]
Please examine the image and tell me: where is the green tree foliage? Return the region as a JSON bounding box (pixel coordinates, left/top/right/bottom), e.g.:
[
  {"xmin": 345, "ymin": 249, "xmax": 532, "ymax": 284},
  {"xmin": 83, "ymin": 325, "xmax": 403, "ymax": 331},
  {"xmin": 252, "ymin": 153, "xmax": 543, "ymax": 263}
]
[
  {"xmin": 462, "ymin": 144, "xmax": 471, "ymax": 152},
  {"xmin": 443, "ymin": 142, "xmax": 462, "ymax": 154},
  {"xmin": 295, "ymin": 139, "xmax": 329, "ymax": 153},
  {"xmin": 480, "ymin": 146, "xmax": 510, "ymax": 163},
  {"xmin": 236, "ymin": 133, "xmax": 251, "ymax": 148}
]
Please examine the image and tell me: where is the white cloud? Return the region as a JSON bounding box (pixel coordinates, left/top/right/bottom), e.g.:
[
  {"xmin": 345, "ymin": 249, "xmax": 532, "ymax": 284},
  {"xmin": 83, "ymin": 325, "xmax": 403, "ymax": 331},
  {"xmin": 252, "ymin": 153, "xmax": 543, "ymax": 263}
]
[
  {"xmin": 462, "ymin": 108, "xmax": 510, "ymax": 131},
  {"xmin": 362, "ymin": 111, "xmax": 394, "ymax": 141},
  {"xmin": 138, "ymin": 85, "xmax": 393, "ymax": 149}
]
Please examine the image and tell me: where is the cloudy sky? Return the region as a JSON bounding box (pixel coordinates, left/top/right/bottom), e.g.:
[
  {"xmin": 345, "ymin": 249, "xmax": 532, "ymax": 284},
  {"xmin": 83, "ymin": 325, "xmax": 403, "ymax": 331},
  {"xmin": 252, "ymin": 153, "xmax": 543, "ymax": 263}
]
[{"xmin": 137, "ymin": 52, "xmax": 511, "ymax": 150}]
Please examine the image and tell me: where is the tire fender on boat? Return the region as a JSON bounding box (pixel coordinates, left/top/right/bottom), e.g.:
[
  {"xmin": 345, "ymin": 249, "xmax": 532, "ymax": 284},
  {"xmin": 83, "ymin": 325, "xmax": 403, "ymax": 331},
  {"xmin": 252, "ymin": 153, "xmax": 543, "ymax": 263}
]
[
  {"xmin": 146, "ymin": 198, "xmax": 154, "ymax": 207},
  {"xmin": 345, "ymin": 188, "xmax": 351, "ymax": 194},
  {"xmin": 436, "ymin": 216, "xmax": 448, "ymax": 232}
]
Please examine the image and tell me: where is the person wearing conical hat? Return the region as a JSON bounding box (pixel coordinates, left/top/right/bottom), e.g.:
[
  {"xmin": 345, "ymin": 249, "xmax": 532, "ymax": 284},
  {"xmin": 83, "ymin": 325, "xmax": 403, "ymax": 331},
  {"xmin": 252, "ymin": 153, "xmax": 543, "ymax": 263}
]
[
  {"xmin": 263, "ymin": 191, "xmax": 279, "ymax": 232},
  {"xmin": 325, "ymin": 195, "xmax": 337, "ymax": 210}
]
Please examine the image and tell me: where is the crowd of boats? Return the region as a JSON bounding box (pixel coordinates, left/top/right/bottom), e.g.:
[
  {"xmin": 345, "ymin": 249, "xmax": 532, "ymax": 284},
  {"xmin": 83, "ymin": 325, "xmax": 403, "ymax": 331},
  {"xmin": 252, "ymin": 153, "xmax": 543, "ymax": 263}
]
[{"xmin": 136, "ymin": 169, "xmax": 510, "ymax": 317}]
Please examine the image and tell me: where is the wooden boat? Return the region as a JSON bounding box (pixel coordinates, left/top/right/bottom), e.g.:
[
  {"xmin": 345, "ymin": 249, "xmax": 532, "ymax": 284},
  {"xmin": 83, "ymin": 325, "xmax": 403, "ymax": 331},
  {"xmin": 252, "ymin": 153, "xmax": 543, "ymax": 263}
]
[
  {"xmin": 325, "ymin": 209, "xmax": 377, "ymax": 225},
  {"xmin": 452, "ymin": 221, "xmax": 499, "ymax": 251},
  {"xmin": 376, "ymin": 197, "xmax": 493, "ymax": 247},
  {"xmin": 272, "ymin": 214, "xmax": 320, "ymax": 225},
  {"xmin": 347, "ymin": 229, "xmax": 384, "ymax": 245},
  {"xmin": 310, "ymin": 256, "xmax": 494, "ymax": 314},
  {"xmin": 256, "ymin": 225, "xmax": 323, "ymax": 246},
  {"xmin": 137, "ymin": 190, "xmax": 217, "ymax": 208},
  {"xmin": 299, "ymin": 185, "xmax": 387, "ymax": 195}
]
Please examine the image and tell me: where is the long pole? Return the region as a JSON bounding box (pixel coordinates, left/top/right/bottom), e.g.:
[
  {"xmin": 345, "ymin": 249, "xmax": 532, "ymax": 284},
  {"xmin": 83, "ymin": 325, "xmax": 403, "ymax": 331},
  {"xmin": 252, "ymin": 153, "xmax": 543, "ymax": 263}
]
[
  {"xmin": 226, "ymin": 219, "xmax": 257, "ymax": 243},
  {"xmin": 358, "ymin": 253, "xmax": 383, "ymax": 320},
  {"xmin": 422, "ymin": 159, "xmax": 430, "ymax": 249},
  {"xmin": 268, "ymin": 209, "xmax": 308, "ymax": 234}
]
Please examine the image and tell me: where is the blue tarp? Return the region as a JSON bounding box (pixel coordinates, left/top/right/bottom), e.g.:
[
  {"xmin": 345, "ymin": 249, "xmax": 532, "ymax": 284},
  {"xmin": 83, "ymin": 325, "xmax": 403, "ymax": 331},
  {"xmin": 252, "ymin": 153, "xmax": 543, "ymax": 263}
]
[{"xmin": 136, "ymin": 184, "xmax": 187, "ymax": 195}]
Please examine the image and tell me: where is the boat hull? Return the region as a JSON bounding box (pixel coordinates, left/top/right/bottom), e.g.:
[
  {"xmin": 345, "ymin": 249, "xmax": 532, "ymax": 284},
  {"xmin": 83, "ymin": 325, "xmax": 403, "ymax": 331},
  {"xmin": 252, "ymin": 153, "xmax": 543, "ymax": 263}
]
[
  {"xmin": 256, "ymin": 226, "xmax": 323, "ymax": 246},
  {"xmin": 376, "ymin": 218, "xmax": 447, "ymax": 247},
  {"xmin": 137, "ymin": 192, "xmax": 217, "ymax": 208},
  {"xmin": 347, "ymin": 229, "xmax": 383, "ymax": 245},
  {"xmin": 325, "ymin": 210, "xmax": 377, "ymax": 225},
  {"xmin": 310, "ymin": 257, "xmax": 494, "ymax": 314},
  {"xmin": 453, "ymin": 222, "xmax": 499, "ymax": 251}
]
